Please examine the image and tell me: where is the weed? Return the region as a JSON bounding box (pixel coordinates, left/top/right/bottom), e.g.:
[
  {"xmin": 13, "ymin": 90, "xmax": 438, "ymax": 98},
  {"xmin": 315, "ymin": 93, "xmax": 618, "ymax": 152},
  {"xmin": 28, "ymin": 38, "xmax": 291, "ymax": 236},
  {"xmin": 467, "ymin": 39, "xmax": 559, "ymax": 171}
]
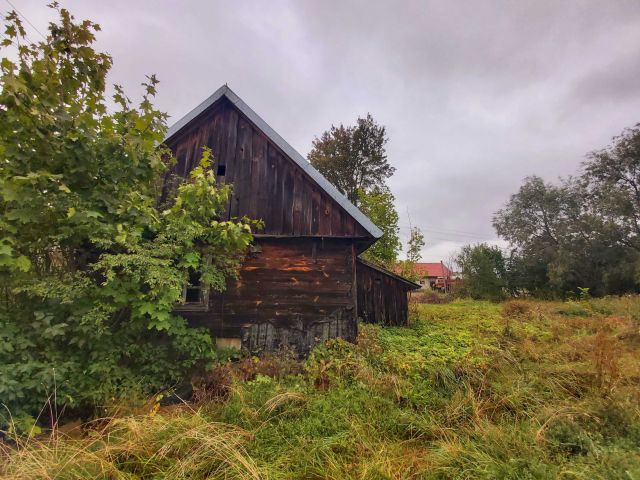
[
  {"xmin": 0, "ymin": 411, "xmax": 260, "ymax": 479},
  {"xmin": 3, "ymin": 297, "xmax": 640, "ymax": 478},
  {"xmin": 502, "ymin": 300, "xmax": 531, "ymax": 318},
  {"xmin": 589, "ymin": 330, "xmax": 622, "ymax": 396}
]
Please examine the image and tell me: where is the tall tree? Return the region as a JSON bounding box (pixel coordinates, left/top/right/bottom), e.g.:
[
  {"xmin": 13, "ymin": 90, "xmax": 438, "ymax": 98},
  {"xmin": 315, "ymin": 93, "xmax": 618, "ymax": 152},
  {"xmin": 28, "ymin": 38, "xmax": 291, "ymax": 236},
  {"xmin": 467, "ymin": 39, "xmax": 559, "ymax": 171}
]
[
  {"xmin": 493, "ymin": 176, "xmax": 606, "ymax": 296},
  {"xmin": 456, "ymin": 244, "xmax": 507, "ymax": 301},
  {"xmin": 357, "ymin": 187, "xmax": 401, "ymax": 267},
  {"xmin": 493, "ymin": 133, "xmax": 640, "ymax": 297},
  {"xmin": 583, "ymin": 124, "xmax": 640, "ymax": 251},
  {"xmin": 398, "ymin": 225, "xmax": 425, "ymax": 281},
  {"xmin": 0, "ymin": 6, "xmax": 256, "ymax": 424},
  {"xmin": 309, "ymin": 113, "xmax": 395, "ymax": 205}
]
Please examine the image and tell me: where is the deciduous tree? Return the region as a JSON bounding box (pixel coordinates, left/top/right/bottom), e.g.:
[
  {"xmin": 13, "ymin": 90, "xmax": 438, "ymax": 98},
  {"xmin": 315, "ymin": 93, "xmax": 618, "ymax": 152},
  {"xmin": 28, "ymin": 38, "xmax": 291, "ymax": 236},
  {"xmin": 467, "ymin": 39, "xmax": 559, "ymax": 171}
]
[
  {"xmin": 493, "ymin": 125, "xmax": 640, "ymax": 297},
  {"xmin": 0, "ymin": 5, "xmax": 256, "ymax": 425},
  {"xmin": 456, "ymin": 244, "xmax": 507, "ymax": 301},
  {"xmin": 398, "ymin": 225, "xmax": 425, "ymax": 281},
  {"xmin": 309, "ymin": 114, "xmax": 395, "ymax": 205},
  {"xmin": 357, "ymin": 187, "xmax": 401, "ymax": 267}
]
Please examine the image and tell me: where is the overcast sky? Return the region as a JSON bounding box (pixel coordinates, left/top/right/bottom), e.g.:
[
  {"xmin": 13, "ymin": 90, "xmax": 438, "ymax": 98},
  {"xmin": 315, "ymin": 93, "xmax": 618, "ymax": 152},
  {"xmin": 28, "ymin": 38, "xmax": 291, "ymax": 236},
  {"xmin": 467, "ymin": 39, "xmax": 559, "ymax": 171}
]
[{"xmin": 14, "ymin": 0, "xmax": 640, "ymax": 262}]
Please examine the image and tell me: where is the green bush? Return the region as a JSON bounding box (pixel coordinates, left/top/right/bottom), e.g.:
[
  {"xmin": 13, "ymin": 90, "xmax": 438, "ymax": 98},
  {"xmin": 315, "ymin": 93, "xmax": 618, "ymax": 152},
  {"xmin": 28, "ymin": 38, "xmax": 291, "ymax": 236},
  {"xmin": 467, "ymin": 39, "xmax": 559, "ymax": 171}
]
[{"xmin": 0, "ymin": 6, "xmax": 256, "ymax": 425}]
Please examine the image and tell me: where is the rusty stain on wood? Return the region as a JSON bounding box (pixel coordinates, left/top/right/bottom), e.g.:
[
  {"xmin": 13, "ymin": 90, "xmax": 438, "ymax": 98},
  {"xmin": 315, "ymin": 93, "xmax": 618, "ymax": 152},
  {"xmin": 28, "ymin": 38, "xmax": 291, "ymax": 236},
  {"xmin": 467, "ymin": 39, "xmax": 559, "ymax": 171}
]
[{"xmin": 164, "ymin": 94, "xmax": 414, "ymax": 356}]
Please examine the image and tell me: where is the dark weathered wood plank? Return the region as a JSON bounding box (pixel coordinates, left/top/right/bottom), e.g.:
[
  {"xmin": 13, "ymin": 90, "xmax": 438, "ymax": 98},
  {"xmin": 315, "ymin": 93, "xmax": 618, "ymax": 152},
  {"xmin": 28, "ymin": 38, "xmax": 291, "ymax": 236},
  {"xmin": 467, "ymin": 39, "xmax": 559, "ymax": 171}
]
[
  {"xmin": 356, "ymin": 259, "xmax": 412, "ymax": 326},
  {"xmin": 165, "ymin": 97, "xmax": 375, "ymax": 238},
  {"xmin": 177, "ymin": 238, "xmax": 357, "ymax": 354},
  {"xmin": 266, "ymin": 146, "xmax": 282, "ymax": 234},
  {"xmin": 251, "ymin": 131, "xmax": 268, "ymax": 221},
  {"xmin": 311, "ymin": 186, "xmax": 321, "ymax": 236},
  {"xmin": 230, "ymin": 117, "xmax": 253, "ymax": 218}
]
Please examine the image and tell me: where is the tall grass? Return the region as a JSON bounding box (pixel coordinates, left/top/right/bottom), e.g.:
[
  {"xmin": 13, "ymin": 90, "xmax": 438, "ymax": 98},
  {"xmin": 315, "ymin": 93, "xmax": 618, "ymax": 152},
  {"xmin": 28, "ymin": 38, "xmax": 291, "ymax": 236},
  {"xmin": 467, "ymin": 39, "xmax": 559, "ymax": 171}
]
[
  {"xmin": 1, "ymin": 411, "xmax": 260, "ymax": 479},
  {"xmin": 2, "ymin": 297, "xmax": 640, "ymax": 479}
]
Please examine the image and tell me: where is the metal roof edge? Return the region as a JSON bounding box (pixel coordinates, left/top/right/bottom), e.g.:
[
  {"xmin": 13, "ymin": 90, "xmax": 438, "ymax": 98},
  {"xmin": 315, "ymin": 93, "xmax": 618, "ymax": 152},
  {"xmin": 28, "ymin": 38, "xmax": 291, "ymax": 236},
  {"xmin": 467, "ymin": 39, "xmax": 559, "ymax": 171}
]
[
  {"xmin": 165, "ymin": 84, "xmax": 229, "ymax": 141},
  {"xmin": 164, "ymin": 84, "xmax": 383, "ymax": 239}
]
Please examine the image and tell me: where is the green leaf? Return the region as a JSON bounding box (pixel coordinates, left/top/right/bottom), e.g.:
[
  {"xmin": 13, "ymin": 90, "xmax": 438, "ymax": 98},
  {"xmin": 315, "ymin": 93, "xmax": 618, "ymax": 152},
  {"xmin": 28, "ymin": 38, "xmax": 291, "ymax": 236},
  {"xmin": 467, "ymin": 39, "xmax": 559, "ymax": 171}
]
[{"xmin": 14, "ymin": 256, "xmax": 31, "ymax": 272}]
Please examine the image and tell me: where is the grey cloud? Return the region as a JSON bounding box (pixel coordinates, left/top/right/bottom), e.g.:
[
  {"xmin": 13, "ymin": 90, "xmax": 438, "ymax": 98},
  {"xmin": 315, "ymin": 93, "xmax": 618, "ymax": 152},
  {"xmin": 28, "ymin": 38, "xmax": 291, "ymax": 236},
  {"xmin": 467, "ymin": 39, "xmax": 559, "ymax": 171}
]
[
  {"xmin": 15, "ymin": 0, "xmax": 640, "ymax": 260},
  {"xmin": 569, "ymin": 53, "xmax": 640, "ymax": 110}
]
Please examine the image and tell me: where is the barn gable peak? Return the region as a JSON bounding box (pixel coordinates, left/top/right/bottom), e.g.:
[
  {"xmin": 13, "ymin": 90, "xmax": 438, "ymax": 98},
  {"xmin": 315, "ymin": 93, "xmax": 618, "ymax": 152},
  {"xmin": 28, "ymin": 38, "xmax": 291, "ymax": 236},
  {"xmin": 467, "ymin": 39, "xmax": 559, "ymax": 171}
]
[{"xmin": 165, "ymin": 84, "xmax": 383, "ymax": 240}]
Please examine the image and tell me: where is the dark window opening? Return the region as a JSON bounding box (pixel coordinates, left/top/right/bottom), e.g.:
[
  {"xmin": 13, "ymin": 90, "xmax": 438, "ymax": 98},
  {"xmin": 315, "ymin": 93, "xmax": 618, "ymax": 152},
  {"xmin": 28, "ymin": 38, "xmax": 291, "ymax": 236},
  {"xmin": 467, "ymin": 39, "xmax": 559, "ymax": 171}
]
[
  {"xmin": 185, "ymin": 270, "xmax": 202, "ymax": 302},
  {"xmin": 216, "ymin": 164, "xmax": 226, "ymax": 176},
  {"xmin": 175, "ymin": 266, "xmax": 209, "ymax": 311}
]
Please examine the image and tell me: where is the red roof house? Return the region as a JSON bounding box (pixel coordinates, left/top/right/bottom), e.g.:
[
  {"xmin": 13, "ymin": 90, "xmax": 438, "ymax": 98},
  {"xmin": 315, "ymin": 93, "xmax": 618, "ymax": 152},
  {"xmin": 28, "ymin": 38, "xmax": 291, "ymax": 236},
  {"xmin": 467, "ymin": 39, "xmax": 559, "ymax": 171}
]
[{"xmin": 403, "ymin": 262, "xmax": 454, "ymax": 291}]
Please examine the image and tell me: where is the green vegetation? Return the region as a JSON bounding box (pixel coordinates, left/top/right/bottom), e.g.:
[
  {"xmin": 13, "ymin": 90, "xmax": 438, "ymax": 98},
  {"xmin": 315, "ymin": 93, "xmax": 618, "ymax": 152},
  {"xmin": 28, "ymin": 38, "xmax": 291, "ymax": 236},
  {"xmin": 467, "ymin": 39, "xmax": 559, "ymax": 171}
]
[
  {"xmin": 456, "ymin": 243, "xmax": 508, "ymax": 301},
  {"xmin": 309, "ymin": 113, "xmax": 395, "ymax": 206},
  {"xmin": 309, "ymin": 111, "xmax": 402, "ymax": 269},
  {"xmin": 493, "ymin": 123, "xmax": 640, "ymax": 298},
  {"xmin": 358, "ymin": 187, "xmax": 401, "ymax": 268},
  {"xmin": 0, "ymin": 6, "xmax": 255, "ymax": 426},
  {"xmin": 397, "ymin": 224, "xmax": 426, "ymax": 281},
  {"xmin": 3, "ymin": 297, "xmax": 639, "ymax": 479}
]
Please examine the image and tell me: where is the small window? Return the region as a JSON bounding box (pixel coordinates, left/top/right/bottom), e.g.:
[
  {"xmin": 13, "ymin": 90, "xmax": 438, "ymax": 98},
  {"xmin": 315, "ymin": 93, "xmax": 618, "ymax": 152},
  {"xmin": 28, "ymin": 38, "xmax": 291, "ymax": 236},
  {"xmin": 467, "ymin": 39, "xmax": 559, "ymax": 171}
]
[
  {"xmin": 175, "ymin": 268, "xmax": 210, "ymax": 311},
  {"xmin": 216, "ymin": 164, "xmax": 226, "ymax": 177}
]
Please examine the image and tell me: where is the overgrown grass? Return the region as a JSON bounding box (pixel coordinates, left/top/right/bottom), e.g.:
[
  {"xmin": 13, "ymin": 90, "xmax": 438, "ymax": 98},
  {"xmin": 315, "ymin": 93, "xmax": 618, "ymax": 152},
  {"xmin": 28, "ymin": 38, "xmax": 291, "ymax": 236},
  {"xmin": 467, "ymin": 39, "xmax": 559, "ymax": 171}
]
[{"xmin": 2, "ymin": 297, "xmax": 640, "ymax": 479}]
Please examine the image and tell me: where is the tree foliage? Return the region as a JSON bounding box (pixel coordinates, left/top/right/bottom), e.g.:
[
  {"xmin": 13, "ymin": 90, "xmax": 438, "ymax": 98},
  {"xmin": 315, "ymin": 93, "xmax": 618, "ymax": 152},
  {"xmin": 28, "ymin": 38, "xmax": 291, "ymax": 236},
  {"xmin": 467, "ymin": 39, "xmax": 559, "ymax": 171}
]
[
  {"xmin": 398, "ymin": 226, "xmax": 425, "ymax": 281},
  {"xmin": 0, "ymin": 6, "xmax": 255, "ymax": 423},
  {"xmin": 308, "ymin": 113, "xmax": 395, "ymax": 205},
  {"xmin": 357, "ymin": 187, "xmax": 401, "ymax": 267},
  {"xmin": 583, "ymin": 124, "xmax": 640, "ymax": 251},
  {"xmin": 493, "ymin": 124, "xmax": 640, "ymax": 297},
  {"xmin": 456, "ymin": 244, "xmax": 507, "ymax": 301}
]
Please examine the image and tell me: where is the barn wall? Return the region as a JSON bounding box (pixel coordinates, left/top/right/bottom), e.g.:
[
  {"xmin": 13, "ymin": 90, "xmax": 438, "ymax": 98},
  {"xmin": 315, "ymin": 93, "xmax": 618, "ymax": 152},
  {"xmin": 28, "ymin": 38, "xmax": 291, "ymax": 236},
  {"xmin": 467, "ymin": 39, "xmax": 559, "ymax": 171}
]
[
  {"xmin": 356, "ymin": 261, "xmax": 412, "ymax": 326},
  {"xmin": 181, "ymin": 237, "xmax": 357, "ymax": 355},
  {"xmin": 163, "ymin": 98, "xmax": 370, "ymax": 238}
]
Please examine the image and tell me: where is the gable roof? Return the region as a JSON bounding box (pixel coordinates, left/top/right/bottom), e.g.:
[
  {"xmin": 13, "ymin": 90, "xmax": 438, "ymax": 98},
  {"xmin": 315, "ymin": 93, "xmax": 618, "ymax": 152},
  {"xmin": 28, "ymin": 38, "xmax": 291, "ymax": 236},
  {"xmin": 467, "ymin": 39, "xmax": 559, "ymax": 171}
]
[
  {"xmin": 165, "ymin": 84, "xmax": 383, "ymax": 239},
  {"xmin": 392, "ymin": 262, "xmax": 452, "ymax": 278},
  {"xmin": 357, "ymin": 258, "xmax": 421, "ymax": 290},
  {"xmin": 414, "ymin": 262, "xmax": 452, "ymax": 278}
]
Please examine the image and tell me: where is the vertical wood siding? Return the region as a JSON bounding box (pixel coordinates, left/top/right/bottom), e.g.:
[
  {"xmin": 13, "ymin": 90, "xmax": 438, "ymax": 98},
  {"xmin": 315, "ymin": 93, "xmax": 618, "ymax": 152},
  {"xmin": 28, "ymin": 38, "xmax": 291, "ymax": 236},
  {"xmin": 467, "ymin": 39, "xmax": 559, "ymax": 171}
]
[
  {"xmin": 163, "ymin": 98, "xmax": 370, "ymax": 238},
  {"xmin": 356, "ymin": 260, "xmax": 414, "ymax": 326}
]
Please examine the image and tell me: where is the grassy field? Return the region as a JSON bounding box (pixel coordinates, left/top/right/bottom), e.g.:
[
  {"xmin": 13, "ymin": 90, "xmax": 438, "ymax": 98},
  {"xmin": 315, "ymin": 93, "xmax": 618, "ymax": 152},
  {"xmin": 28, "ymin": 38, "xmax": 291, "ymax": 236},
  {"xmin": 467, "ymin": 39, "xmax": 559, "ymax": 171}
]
[{"xmin": 2, "ymin": 298, "xmax": 640, "ymax": 479}]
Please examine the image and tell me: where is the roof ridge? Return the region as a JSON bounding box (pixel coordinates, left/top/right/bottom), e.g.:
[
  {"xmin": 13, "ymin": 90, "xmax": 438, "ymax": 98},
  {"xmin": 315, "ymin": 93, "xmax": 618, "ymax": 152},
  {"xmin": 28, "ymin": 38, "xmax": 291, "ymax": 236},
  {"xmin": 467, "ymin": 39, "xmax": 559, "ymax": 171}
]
[{"xmin": 164, "ymin": 84, "xmax": 382, "ymax": 239}]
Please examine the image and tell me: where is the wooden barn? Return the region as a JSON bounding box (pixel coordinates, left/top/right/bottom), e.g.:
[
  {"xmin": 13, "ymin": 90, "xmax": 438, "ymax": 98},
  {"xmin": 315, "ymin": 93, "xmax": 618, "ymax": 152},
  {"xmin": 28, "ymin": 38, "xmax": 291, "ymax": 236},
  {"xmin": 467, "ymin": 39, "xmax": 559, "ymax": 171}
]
[
  {"xmin": 356, "ymin": 258, "xmax": 420, "ymax": 326},
  {"xmin": 164, "ymin": 85, "xmax": 418, "ymax": 355}
]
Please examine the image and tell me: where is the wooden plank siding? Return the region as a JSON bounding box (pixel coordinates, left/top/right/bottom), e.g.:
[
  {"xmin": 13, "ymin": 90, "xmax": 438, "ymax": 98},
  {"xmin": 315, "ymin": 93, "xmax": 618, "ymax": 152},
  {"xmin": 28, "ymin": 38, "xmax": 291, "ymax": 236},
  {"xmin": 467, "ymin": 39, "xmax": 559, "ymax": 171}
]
[
  {"xmin": 163, "ymin": 97, "xmax": 370, "ymax": 239},
  {"xmin": 181, "ymin": 238, "xmax": 358, "ymax": 355},
  {"xmin": 356, "ymin": 259, "xmax": 420, "ymax": 327},
  {"xmin": 161, "ymin": 90, "xmax": 422, "ymax": 355}
]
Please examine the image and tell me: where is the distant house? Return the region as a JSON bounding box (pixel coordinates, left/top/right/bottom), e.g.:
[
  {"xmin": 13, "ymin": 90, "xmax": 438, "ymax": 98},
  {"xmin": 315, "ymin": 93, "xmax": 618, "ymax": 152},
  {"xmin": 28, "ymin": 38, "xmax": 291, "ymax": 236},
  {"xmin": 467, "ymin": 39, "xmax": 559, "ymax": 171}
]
[
  {"xmin": 413, "ymin": 262, "xmax": 454, "ymax": 292},
  {"xmin": 163, "ymin": 85, "xmax": 419, "ymax": 355}
]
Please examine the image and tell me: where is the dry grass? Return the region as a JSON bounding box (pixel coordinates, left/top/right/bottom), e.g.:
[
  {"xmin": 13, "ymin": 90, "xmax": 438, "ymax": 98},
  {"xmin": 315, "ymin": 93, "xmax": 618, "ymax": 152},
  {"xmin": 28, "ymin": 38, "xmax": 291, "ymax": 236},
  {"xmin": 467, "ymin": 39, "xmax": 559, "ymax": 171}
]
[
  {"xmin": 3, "ymin": 297, "xmax": 640, "ymax": 479},
  {"xmin": 0, "ymin": 410, "xmax": 260, "ymax": 480}
]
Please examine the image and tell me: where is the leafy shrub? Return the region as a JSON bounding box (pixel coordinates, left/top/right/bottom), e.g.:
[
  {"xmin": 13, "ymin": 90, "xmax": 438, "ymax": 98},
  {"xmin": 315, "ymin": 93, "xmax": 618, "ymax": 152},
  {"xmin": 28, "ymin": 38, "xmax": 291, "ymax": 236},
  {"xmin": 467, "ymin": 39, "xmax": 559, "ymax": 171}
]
[
  {"xmin": 545, "ymin": 416, "xmax": 596, "ymax": 456},
  {"xmin": 0, "ymin": 7, "xmax": 256, "ymax": 425}
]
